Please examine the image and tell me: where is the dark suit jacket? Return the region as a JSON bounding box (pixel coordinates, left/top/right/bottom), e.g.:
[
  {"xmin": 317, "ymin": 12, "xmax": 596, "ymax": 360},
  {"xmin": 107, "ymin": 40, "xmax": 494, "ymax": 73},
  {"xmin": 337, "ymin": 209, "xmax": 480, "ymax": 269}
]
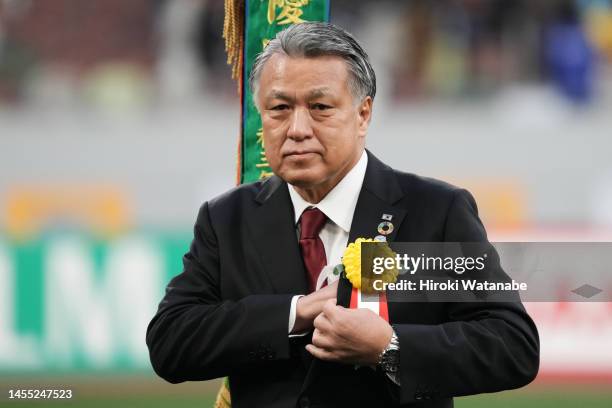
[{"xmin": 146, "ymin": 150, "xmax": 539, "ymax": 408}]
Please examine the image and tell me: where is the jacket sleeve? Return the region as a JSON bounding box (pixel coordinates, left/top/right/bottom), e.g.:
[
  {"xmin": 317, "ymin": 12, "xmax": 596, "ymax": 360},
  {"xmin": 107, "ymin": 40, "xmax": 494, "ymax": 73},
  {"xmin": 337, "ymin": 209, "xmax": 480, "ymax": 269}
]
[
  {"xmin": 146, "ymin": 202, "xmax": 294, "ymax": 383},
  {"xmin": 395, "ymin": 189, "xmax": 540, "ymax": 404}
]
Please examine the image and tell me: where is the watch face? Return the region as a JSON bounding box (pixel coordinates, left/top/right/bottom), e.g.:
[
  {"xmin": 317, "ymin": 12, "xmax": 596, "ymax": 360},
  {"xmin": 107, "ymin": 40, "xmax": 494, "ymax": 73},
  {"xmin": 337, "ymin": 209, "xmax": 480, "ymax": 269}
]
[{"xmin": 382, "ymin": 349, "xmax": 400, "ymax": 372}]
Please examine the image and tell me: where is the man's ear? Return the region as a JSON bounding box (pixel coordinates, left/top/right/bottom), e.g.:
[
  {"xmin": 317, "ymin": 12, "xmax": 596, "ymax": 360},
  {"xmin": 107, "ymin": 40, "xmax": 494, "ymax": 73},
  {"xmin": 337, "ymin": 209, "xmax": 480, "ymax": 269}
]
[{"xmin": 357, "ymin": 96, "xmax": 373, "ymax": 135}]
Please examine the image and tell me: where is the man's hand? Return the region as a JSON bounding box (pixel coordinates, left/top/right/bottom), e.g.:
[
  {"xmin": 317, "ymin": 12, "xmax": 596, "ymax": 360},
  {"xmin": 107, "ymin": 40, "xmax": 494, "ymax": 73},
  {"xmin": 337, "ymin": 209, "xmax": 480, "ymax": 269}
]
[
  {"xmin": 292, "ymin": 281, "xmax": 339, "ymax": 334},
  {"xmin": 305, "ymin": 299, "xmax": 393, "ymax": 365}
]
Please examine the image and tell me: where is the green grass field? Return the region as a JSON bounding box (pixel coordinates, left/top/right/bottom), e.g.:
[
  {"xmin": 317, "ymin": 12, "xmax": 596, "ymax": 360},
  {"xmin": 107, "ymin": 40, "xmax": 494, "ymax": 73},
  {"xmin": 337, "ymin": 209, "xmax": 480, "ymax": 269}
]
[{"xmin": 1, "ymin": 376, "xmax": 611, "ymax": 407}]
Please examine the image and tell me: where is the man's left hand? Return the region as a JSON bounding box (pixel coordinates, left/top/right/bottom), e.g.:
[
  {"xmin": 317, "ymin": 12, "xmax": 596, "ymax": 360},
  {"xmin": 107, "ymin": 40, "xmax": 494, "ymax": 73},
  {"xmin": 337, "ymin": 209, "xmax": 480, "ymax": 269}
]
[{"xmin": 305, "ymin": 299, "xmax": 393, "ymax": 365}]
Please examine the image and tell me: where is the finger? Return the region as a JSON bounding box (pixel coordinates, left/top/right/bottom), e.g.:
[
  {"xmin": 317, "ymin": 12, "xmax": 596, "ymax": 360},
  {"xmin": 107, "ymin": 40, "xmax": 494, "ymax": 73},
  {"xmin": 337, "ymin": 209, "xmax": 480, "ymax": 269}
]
[
  {"xmin": 305, "ymin": 344, "xmax": 337, "ymax": 361},
  {"xmin": 324, "ymin": 280, "xmax": 339, "ymax": 296},
  {"xmin": 311, "ymin": 329, "xmax": 334, "ymax": 349},
  {"xmin": 322, "ymin": 279, "xmax": 339, "ymax": 294},
  {"xmin": 313, "ymin": 313, "xmax": 333, "ymax": 331},
  {"xmin": 323, "ymin": 298, "xmax": 340, "ymax": 318}
]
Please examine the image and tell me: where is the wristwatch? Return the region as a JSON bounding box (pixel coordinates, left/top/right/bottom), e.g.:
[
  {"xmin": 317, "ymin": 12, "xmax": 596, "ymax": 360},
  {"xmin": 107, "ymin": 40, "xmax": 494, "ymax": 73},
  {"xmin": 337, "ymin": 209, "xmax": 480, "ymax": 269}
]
[{"xmin": 378, "ymin": 328, "xmax": 400, "ymax": 373}]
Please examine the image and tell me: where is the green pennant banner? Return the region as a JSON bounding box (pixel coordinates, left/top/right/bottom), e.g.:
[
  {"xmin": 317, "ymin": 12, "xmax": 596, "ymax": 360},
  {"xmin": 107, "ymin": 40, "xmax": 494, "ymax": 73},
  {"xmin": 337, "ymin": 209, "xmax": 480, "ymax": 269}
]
[{"xmin": 240, "ymin": 0, "xmax": 330, "ymax": 184}]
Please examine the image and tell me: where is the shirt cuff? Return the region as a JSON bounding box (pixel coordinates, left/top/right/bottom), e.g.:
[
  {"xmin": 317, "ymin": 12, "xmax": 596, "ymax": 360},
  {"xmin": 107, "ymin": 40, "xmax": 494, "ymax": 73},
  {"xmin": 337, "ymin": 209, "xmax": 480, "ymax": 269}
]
[{"xmin": 288, "ymin": 295, "xmax": 307, "ymax": 337}]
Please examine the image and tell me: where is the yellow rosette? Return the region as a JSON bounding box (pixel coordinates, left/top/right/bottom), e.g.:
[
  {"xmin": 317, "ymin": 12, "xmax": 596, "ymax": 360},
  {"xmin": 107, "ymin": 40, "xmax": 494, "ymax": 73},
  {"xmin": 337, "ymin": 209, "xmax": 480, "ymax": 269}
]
[{"xmin": 342, "ymin": 238, "xmax": 399, "ymax": 294}]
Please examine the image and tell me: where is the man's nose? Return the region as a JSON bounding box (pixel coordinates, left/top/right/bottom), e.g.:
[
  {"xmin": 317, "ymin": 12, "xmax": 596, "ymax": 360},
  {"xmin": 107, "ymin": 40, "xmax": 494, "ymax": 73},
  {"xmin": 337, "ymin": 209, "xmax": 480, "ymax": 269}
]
[{"xmin": 287, "ymin": 107, "xmax": 313, "ymax": 141}]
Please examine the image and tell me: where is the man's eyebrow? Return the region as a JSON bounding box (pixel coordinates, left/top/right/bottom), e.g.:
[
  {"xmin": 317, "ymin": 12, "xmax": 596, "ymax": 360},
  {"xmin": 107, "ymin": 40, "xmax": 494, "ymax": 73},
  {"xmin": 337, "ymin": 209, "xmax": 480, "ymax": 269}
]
[
  {"xmin": 266, "ymin": 90, "xmax": 293, "ymax": 102},
  {"xmin": 307, "ymin": 88, "xmax": 332, "ymax": 99},
  {"xmin": 264, "ymin": 88, "xmax": 332, "ymax": 102}
]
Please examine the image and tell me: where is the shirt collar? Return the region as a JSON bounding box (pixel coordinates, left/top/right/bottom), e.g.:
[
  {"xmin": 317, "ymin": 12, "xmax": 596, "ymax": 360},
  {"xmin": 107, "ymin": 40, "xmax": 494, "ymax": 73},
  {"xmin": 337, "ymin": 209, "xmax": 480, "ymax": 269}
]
[{"xmin": 288, "ymin": 150, "xmax": 368, "ymax": 233}]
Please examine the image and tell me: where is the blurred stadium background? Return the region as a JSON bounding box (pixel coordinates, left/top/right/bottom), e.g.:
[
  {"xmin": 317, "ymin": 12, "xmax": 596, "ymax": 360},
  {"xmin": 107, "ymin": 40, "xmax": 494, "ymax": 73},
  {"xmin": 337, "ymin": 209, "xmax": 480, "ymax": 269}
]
[{"xmin": 1, "ymin": 0, "xmax": 612, "ymax": 407}]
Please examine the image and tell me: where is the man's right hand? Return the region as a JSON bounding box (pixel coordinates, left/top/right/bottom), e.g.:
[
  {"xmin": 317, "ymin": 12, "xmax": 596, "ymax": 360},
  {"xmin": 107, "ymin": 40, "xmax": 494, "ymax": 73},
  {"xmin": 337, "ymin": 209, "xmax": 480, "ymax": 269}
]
[{"xmin": 291, "ymin": 280, "xmax": 339, "ymax": 334}]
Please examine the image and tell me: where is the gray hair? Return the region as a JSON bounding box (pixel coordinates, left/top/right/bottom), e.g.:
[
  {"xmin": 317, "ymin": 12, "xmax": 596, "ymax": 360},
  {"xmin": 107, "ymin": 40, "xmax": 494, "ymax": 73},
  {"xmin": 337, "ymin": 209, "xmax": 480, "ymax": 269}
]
[{"xmin": 249, "ymin": 22, "xmax": 376, "ymax": 105}]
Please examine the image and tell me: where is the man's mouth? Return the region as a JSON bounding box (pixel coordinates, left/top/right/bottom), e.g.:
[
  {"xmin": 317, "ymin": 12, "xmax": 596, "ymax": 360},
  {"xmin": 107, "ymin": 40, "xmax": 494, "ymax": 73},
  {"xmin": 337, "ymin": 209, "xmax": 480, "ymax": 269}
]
[{"xmin": 284, "ymin": 151, "xmax": 317, "ymax": 157}]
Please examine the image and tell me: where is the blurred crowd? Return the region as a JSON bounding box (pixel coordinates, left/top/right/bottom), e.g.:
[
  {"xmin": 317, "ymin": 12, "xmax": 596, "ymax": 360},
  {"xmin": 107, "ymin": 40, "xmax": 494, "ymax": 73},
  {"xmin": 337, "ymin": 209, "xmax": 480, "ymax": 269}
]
[
  {"xmin": 1, "ymin": 0, "xmax": 612, "ymax": 111},
  {"xmin": 385, "ymin": 0, "xmax": 612, "ymax": 103}
]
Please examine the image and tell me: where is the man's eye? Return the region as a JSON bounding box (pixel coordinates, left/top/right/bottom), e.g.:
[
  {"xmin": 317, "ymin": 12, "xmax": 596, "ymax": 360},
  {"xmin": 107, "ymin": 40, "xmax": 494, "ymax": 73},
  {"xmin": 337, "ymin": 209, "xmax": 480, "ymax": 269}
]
[
  {"xmin": 271, "ymin": 104, "xmax": 289, "ymax": 111},
  {"xmin": 311, "ymin": 104, "xmax": 331, "ymax": 111}
]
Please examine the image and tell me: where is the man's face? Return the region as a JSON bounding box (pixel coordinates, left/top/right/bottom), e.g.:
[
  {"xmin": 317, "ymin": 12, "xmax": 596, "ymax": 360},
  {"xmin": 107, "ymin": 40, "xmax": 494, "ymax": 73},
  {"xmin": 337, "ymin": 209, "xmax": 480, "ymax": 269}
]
[{"xmin": 256, "ymin": 54, "xmax": 372, "ymax": 194}]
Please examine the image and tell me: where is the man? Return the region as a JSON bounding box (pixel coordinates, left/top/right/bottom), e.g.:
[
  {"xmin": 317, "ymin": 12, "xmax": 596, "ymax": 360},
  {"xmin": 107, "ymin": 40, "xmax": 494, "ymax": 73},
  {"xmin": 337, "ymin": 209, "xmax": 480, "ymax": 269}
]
[{"xmin": 146, "ymin": 22, "xmax": 539, "ymax": 407}]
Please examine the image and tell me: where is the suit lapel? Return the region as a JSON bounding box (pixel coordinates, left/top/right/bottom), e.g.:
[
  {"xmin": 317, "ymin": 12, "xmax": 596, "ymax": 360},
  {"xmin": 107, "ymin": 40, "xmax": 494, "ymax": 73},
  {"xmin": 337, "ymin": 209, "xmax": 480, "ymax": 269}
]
[
  {"xmin": 302, "ymin": 151, "xmax": 408, "ymax": 392},
  {"xmin": 348, "ymin": 150, "xmax": 407, "ymax": 245},
  {"xmin": 247, "ymin": 176, "xmax": 308, "ymax": 294},
  {"xmin": 343, "ymin": 152, "xmax": 407, "ymax": 308},
  {"xmin": 347, "ymin": 190, "xmax": 406, "ymax": 247}
]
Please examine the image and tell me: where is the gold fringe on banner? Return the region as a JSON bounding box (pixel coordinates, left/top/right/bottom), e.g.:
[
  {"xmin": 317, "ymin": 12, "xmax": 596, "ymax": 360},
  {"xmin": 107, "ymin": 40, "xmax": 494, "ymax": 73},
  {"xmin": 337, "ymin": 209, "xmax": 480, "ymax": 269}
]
[
  {"xmin": 223, "ymin": 0, "xmax": 245, "ymax": 94},
  {"xmin": 224, "ymin": 0, "xmax": 245, "ymax": 185},
  {"xmin": 218, "ymin": 2, "xmax": 244, "ymax": 403},
  {"xmin": 214, "ymin": 377, "xmax": 232, "ymax": 408}
]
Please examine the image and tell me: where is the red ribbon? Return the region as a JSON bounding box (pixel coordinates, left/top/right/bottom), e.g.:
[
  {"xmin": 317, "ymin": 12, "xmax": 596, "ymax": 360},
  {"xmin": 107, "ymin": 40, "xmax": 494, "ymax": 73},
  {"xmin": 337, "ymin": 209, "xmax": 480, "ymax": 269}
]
[{"xmin": 349, "ymin": 287, "xmax": 389, "ymax": 322}]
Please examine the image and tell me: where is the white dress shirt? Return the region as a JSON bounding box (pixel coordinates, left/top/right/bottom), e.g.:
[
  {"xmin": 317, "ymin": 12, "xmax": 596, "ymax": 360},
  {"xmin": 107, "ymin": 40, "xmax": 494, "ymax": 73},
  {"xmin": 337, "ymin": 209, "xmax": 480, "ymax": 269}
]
[
  {"xmin": 287, "ymin": 150, "xmax": 368, "ymax": 332},
  {"xmin": 285, "ymin": 150, "xmax": 400, "ymax": 386}
]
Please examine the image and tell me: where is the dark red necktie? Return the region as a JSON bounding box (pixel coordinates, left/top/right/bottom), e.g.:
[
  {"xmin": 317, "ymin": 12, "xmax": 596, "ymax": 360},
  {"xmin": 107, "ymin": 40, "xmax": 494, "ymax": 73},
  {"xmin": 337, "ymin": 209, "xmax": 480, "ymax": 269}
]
[{"xmin": 299, "ymin": 208, "xmax": 328, "ymax": 293}]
